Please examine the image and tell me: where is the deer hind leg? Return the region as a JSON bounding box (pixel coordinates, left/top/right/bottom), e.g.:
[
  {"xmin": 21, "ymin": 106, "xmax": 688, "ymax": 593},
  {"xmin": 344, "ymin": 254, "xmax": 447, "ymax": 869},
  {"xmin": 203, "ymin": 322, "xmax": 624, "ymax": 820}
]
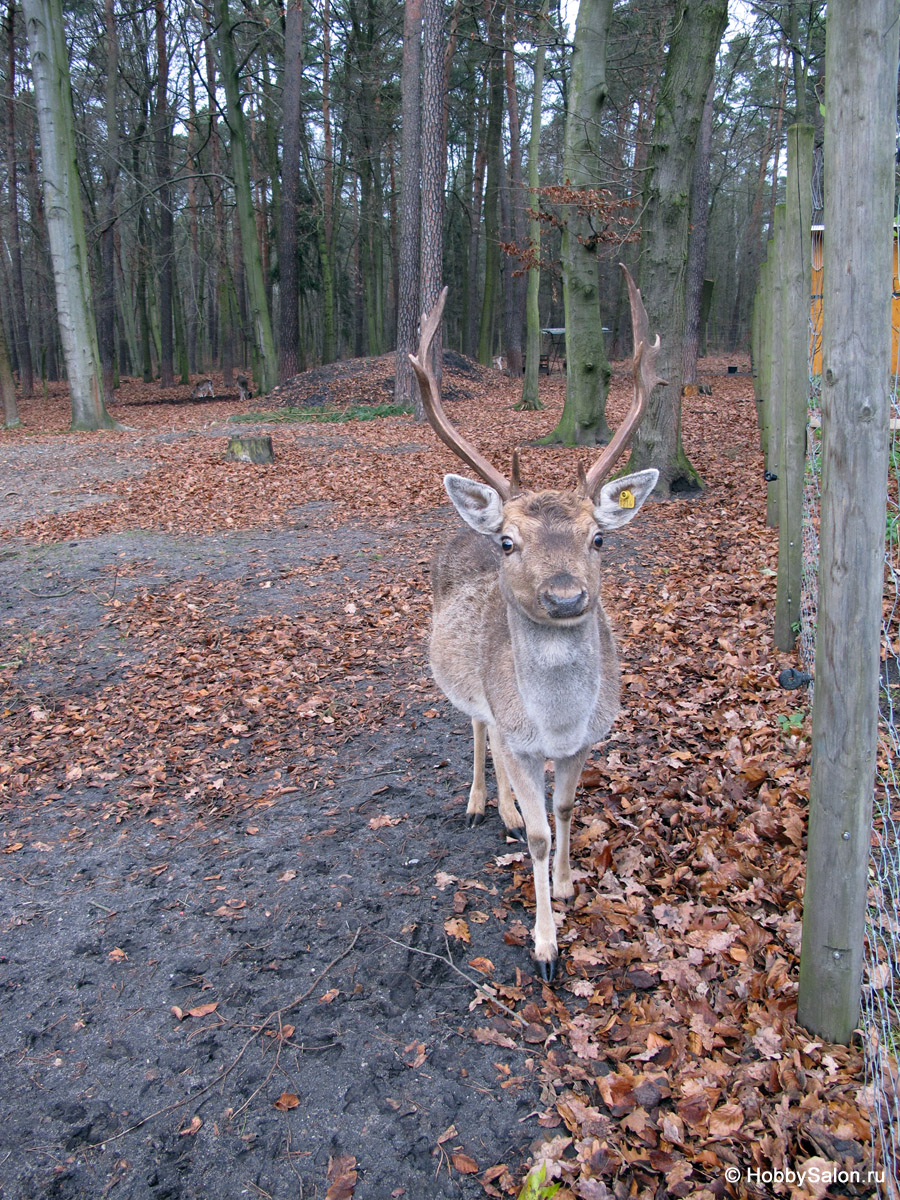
[
  {"xmin": 550, "ymin": 750, "xmax": 589, "ymax": 901},
  {"xmin": 491, "ymin": 733, "xmax": 557, "ymax": 980},
  {"xmin": 466, "ymin": 719, "xmax": 488, "ymax": 826},
  {"xmin": 487, "ymin": 726, "xmax": 525, "ymax": 840}
]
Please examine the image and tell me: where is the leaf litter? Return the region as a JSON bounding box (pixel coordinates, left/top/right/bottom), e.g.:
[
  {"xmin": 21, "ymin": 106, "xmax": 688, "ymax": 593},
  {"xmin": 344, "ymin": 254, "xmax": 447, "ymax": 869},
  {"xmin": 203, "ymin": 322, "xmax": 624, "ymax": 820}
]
[{"xmin": 0, "ymin": 359, "xmax": 880, "ymax": 1198}]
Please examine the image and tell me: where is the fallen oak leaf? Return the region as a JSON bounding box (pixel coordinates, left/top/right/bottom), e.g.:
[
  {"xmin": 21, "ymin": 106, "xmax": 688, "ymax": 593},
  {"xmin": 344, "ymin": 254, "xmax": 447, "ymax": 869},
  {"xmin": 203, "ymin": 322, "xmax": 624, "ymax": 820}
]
[
  {"xmin": 402, "ymin": 1040, "xmax": 427, "ymax": 1067},
  {"xmin": 368, "ymin": 813, "xmax": 403, "ymax": 829},
  {"xmin": 325, "ymin": 1153, "xmax": 357, "ymax": 1200},
  {"xmin": 468, "ymin": 956, "xmax": 495, "ymax": 975},
  {"xmin": 443, "ymin": 917, "xmax": 470, "ymax": 943},
  {"xmin": 186, "ymin": 1002, "xmax": 218, "ymax": 1019},
  {"xmin": 451, "ymin": 1152, "xmax": 479, "ymax": 1174}
]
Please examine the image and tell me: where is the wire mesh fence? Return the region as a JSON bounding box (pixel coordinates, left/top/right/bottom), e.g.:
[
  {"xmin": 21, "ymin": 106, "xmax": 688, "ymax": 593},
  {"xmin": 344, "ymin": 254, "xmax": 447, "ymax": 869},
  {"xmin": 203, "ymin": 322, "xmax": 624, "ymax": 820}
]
[{"xmin": 801, "ymin": 192, "xmax": 900, "ymax": 1195}]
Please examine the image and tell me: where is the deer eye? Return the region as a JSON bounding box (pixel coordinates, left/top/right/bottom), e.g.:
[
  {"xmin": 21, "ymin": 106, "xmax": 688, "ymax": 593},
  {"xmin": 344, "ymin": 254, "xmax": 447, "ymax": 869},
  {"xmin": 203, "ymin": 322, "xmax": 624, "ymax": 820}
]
[
  {"xmin": 500, "ymin": 535, "xmax": 515, "ymax": 555},
  {"xmin": 592, "ymin": 532, "xmax": 604, "ymax": 549}
]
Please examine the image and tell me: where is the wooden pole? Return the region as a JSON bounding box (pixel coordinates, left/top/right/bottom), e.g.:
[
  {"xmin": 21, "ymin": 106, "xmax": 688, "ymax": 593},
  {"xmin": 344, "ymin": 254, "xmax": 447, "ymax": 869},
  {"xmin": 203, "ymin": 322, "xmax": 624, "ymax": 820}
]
[
  {"xmin": 775, "ymin": 124, "xmax": 814, "ymax": 651},
  {"xmin": 765, "ymin": 205, "xmax": 786, "ymax": 528},
  {"xmin": 797, "ymin": 0, "xmax": 899, "ymax": 1045},
  {"xmin": 758, "ymin": 259, "xmax": 772, "ymax": 451}
]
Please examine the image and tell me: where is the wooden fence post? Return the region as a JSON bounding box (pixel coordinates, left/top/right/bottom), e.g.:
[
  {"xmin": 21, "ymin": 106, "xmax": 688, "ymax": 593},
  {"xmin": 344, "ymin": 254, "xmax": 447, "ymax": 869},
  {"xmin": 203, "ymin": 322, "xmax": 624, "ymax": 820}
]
[
  {"xmin": 753, "ymin": 258, "xmax": 769, "ymax": 450},
  {"xmin": 765, "ymin": 205, "xmax": 786, "ymax": 528},
  {"xmin": 775, "ymin": 123, "xmax": 814, "ymax": 651},
  {"xmin": 797, "ymin": 0, "xmax": 899, "ymax": 1045}
]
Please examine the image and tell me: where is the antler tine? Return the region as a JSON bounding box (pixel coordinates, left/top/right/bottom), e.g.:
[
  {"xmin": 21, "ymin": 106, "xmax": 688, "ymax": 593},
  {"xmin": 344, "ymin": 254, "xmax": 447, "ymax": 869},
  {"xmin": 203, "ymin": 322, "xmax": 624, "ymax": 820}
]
[
  {"xmin": 408, "ymin": 287, "xmax": 511, "ymax": 500},
  {"xmin": 583, "ymin": 264, "xmax": 666, "ymax": 497}
]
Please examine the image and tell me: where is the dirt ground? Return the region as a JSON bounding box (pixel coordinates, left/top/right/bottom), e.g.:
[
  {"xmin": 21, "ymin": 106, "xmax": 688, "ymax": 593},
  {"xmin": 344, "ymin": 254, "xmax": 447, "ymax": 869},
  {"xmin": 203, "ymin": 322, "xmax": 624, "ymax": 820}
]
[{"xmin": 0, "ymin": 365, "xmax": 875, "ymax": 1200}]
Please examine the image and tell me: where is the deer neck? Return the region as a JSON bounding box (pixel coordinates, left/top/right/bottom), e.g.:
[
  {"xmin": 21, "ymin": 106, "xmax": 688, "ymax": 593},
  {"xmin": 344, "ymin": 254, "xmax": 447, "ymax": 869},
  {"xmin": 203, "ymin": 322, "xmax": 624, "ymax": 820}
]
[{"xmin": 505, "ymin": 601, "xmax": 601, "ymax": 751}]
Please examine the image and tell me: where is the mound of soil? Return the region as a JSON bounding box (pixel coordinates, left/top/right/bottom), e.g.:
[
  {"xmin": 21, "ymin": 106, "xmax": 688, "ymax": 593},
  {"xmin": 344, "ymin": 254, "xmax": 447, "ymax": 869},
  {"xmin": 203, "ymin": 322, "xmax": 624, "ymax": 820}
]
[{"xmin": 268, "ymin": 351, "xmax": 497, "ymax": 410}]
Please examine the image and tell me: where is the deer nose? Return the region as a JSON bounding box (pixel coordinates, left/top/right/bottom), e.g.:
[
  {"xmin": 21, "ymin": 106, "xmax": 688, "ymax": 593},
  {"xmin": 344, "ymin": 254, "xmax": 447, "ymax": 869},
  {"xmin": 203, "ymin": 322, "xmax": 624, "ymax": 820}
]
[{"xmin": 540, "ymin": 574, "xmax": 588, "ymax": 619}]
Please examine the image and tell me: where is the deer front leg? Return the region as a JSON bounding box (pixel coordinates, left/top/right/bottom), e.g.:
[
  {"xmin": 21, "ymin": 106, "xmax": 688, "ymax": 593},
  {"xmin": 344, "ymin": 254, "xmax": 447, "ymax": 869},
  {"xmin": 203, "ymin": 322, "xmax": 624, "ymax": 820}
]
[
  {"xmin": 487, "ymin": 726, "xmax": 525, "ymax": 840},
  {"xmin": 466, "ymin": 719, "xmax": 487, "ymax": 826},
  {"xmin": 551, "ymin": 750, "xmax": 589, "ymax": 900},
  {"xmin": 491, "ymin": 735, "xmax": 557, "ymax": 981}
]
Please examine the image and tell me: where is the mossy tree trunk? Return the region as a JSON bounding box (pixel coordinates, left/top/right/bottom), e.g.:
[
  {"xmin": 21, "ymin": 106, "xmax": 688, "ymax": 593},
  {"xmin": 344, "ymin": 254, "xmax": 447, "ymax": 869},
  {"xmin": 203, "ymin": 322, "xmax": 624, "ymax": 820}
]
[
  {"xmin": 626, "ymin": 0, "xmax": 728, "ymax": 495},
  {"xmin": 215, "ymin": 0, "xmax": 278, "ymax": 395},
  {"xmin": 518, "ymin": 0, "xmax": 550, "ymax": 412},
  {"xmin": 541, "ymin": 0, "xmax": 614, "ymax": 446}
]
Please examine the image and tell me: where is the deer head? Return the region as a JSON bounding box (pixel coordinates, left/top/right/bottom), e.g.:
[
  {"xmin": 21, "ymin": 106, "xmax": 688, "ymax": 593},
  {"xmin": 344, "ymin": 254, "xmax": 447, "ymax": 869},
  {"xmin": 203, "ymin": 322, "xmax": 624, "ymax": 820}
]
[{"xmin": 409, "ymin": 266, "xmax": 662, "ymax": 627}]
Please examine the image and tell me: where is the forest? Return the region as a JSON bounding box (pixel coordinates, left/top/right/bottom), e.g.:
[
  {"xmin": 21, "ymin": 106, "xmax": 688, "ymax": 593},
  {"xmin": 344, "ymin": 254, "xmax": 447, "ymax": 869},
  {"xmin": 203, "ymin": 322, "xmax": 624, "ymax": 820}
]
[{"xmin": 0, "ymin": 0, "xmax": 823, "ymax": 440}]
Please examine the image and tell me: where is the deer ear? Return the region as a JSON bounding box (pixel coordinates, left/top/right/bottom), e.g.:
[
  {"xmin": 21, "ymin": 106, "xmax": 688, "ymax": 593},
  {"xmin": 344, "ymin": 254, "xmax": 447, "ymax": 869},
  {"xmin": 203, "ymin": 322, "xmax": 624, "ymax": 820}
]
[
  {"xmin": 444, "ymin": 474, "xmax": 505, "ymax": 534},
  {"xmin": 593, "ymin": 469, "xmax": 659, "ymax": 529}
]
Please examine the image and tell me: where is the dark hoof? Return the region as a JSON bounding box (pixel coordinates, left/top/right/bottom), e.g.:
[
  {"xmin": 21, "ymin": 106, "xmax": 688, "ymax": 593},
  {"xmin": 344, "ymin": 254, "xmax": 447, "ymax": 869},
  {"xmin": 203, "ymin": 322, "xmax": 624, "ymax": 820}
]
[
  {"xmin": 466, "ymin": 812, "xmax": 486, "ymax": 827},
  {"xmin": 505, "ymin": 826, "xmax": 527, "ymax": 843},
  {"xmin": 536, "ymin": 957, "xmax": 558, "ymax": 984}
]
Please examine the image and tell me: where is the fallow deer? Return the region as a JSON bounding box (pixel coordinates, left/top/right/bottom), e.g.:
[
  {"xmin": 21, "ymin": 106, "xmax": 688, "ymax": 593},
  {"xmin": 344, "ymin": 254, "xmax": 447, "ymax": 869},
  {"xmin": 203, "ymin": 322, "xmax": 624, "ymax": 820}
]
[
  {"xmin": 409, "ymin": 266, "xmax": 661, "ymax": 980},
  {"xmin": 191, "ymin": 377, "xmax": 214, "ymax": 400}
]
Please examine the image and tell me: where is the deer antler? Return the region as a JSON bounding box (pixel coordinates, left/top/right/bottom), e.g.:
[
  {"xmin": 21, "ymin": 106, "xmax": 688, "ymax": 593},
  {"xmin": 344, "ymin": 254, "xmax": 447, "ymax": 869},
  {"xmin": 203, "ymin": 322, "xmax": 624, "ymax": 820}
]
[
  {"xmin": 408, "ymin": 288, "xmax": 511, "ymax": 500},
  {"xmin": 583, "ymin": 265, "xmax": 665, "ymax": 498}
]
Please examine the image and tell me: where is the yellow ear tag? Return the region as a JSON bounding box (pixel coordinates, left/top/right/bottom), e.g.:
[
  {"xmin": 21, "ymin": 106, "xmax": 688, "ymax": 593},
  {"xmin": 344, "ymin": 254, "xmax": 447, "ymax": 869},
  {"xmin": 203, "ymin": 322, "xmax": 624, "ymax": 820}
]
[{"xmin": 618, "ymin": 488, "xmax": 635, "ymax": 509}]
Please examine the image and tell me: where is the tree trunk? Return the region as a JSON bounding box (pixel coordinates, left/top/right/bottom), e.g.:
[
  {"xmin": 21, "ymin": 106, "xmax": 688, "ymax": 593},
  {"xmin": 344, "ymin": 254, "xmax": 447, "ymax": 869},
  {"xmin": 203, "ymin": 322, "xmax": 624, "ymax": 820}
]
[
  {"xmin": 0, "ymin": 307, "xmax": 18, "ymax": 427},
  {"xmin": 98, "ymin": 0, "xmax": 118, "ymax": 403},
  {"xmin": 279, "ymin": 0, "xmax": 303, "ymax": 382},
  {"xmin": 22, "ymin": 0, "xmax": 114, "ymax": 429},
  {"xmin": 419, "ymin": 0, "xmax": 445, "ymax": 385},
  {"xmin": 154, "ymin": 0, "xmax": 174, "ymax": 387},
  {"xmin": 501, "ymin": 0, "xmax": 525, "ymax": 377},
  {"xmin": 477, "ymin": 7, "xmax": 503, "ymax": 367},
  {"xmin": 518, "ymin": 0, "xmax": 549, "ymax": 412},
  {"xmin": 215, "ymin": 0, "xmax": 278, "ymax": 394},
  {"xmin": 542, "ymin": 0, "xmax": 614, "ymax": 446},
  {"xmin": 395, "ymin": 0, "xmax": 423, "ymax": 412},
  {"xmin": 186, "ymin": 52, "xmax": 201, "ymax": 374},
  {"xmin": 5, "ymin": 2, "xmax": 32, "ymax": 398},
  {"xmin": 202, "ymin": 20, "xmax": 233, "ymax": 385},
  {"xmin": 682, "ymin": 76, "xmax": 715, "ymax": 386},
  {"xmin": 626, "ymin": 0, "xmax": 728, "ymax": 495},
  {"xmin": 320, "ymin": 0, "xmax": 337, "ymax": 364}
]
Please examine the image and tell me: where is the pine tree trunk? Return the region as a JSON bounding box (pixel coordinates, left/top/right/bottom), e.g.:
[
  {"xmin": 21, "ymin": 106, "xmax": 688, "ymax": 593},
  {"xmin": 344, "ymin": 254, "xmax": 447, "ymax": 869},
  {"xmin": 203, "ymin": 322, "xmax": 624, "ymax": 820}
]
[
  {"xmin": 477, "ymin": 12, "xmax": 503, "ymax": 367},
  {"xmin": 186, "ymin": 59, "xmax": 201, "ymax": 373},
  {"xmin": 542, "ymin": 0, "xmax": 614, "ymax": 446},
  {"xmin": 626, "ymin": 0, "xmax": 727, "ymax": 495},
  {"xmin": 394, "ymin": 0, "xmax": 423, "ymax": 412},
  {"xmin": 501, "ymin": 0, "xmax": 525, "ymax": 377},
  {"xmin": 320, "ymin": 0, "xmax": 337, "ymax": 364},
  {"xmin": 22, "ymin": 0, "xmax": 114, "ymax": 429},
  {"xmin": 6, "ymin": 2, "xmax": 32, "ymax": 397},
  {"xmin": 154, "ymin": 0, "xmax": 174, "ymax": 387},
  {"xmin": 420, "ymin": 0, "xmax": 445, "ymax": 382},
  {"xmin": 215, "ymin": 0, "xmax": 277, "ymax": 394},
  {"xmin": 279, "ymin": 0, "xmax": 303, "ymax": 382},
  {"xmin": 519, "ymin": 0, "xmax": 549, "ymax": 411},
  {"xmin": 0, "ymin": 308, "xmax": 18, "ymax": 427},
  {"xmin": 202, "ymin": 21, "xmax": 233, "ymax": 385},
  {"xmin": 98, "ymin": 0, "xmax": 118, "ymax": 403},
  {"xmin": 682, "ymin": 76, "xmax": 715, "ymax": 386}
]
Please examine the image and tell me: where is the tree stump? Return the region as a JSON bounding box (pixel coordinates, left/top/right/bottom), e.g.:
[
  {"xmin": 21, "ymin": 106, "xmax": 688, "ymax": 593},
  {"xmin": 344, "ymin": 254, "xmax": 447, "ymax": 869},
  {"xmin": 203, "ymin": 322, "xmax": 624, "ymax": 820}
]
[{"xmin": 224, "ymin": 435, "xmax": 274, "ymax": 464}]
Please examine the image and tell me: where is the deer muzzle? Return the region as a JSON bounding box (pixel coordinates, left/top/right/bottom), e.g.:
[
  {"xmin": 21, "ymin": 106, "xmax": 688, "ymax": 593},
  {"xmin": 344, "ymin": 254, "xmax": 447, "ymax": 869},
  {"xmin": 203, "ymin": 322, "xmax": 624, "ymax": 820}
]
[{"xmin": 539, "ymin": 574, "xmax": 589, "ymax": 620}]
